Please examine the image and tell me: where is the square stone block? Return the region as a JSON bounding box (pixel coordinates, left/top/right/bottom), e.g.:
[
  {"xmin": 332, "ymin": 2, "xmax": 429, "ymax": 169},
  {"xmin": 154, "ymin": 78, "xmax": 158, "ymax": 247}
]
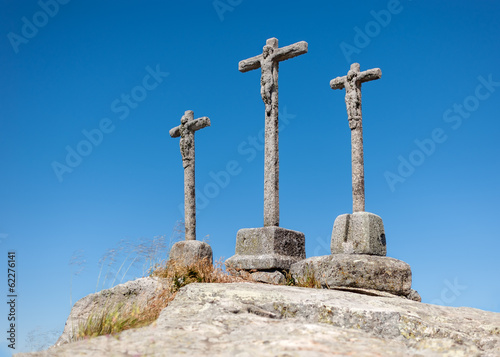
[
  {"xmin": 331, "ymin": 212, "xmax": 386, "ymax": 256},
  {"xmin": 169, "ymin": 240, "xmax": 213, "ymax": 267},
  {"xmin": 225, "ymin": 227, "xmax": 305, "ymax": 270}
]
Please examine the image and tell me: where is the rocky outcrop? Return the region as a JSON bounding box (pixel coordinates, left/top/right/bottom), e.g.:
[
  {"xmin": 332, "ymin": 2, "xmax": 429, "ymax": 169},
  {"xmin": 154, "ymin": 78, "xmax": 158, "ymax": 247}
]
[{"xmin": 18, "ymin": 282, "xmax": 500, "ymax": 356}]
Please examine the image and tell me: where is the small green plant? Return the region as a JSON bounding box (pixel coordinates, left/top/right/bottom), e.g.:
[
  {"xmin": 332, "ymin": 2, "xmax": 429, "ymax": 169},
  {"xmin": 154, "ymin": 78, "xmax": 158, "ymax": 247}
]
[
  {"xmin": 289, "ymin": 265, "xmax": 322, "ymax": 289},
  {"xmin": 284, "ymin": 271, "xmax": 296, "ymax": 286}
]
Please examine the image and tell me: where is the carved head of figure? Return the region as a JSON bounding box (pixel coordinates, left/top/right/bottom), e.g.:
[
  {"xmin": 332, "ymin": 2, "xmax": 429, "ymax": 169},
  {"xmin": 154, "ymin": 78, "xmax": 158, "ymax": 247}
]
[
  {"xmin": 262, "ymin": 45, "xmax": 274, "ymax": 59},
  {"xmin": 347, "ymin": 63, "xmax": 360, "ymax": 83},
  {"xmin": 347, "ymin": 69, "xmax": 358, "ymax": 83}
]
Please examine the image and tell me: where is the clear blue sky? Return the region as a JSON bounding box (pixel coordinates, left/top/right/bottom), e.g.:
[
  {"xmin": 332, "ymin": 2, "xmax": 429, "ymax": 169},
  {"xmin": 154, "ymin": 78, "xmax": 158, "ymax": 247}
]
[{"xmin": 1, "ymin": 0, "xmax": 499, "ymax": 354}]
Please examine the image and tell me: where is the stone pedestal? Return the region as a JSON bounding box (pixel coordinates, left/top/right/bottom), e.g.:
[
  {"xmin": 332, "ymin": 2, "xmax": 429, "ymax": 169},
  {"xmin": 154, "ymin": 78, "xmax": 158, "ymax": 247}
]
[
  {"xmin": 169, "ymin": 240, "xmax": 213, "ymax": 267},
  {"xmin": 319, "ymin": 212, "xmax": 417, "ymax": 298},
  {"xmin": 331, "ymin": 212, "xmax": 386, "ymax": 256},
  {"xmin": 225, "ymin": 227, "xmax": 305, "ymax": 271},
  {"xmin": 290, "ymin": 254, "xmax": 415, "ymax": 298}
]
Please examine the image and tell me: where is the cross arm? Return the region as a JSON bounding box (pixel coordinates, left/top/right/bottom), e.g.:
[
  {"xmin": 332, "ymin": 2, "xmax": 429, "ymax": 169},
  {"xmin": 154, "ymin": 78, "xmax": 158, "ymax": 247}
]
[
  {"xmin": 239, "ymin": 54, "xmax": 262, "ymax": 73},
  {"xmin": 169, "ymin": 125, "xmax": 181, "ymax": 138},
  {"xmin": 187, "ymin": 117, "xmax": 211, "ymax": 132},
  {"xmin": 358, "ymin": 68, "xmax": 382, "ymax": 83},
  {"xmin": 330, "ymin": 75, "xmax": 347, "ymax": 90},
  {"xmin": 274, "ymin": 41, "xmax": 308, "ymax": 62}
]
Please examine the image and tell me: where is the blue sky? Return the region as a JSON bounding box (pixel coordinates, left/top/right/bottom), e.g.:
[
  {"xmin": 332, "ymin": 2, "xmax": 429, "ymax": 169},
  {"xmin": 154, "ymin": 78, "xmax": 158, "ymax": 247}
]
[{"xmin": 1, "ymin": 0, "xmax": 500, "ymax": 354}]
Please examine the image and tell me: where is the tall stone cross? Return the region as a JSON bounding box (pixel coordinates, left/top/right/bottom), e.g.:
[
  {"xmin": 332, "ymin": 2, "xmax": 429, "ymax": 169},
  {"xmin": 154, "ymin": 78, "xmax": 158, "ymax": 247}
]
[
  {"xmin": 239, "ymin": 37, "xmax": 308, "ymax": 227},
  {"xmin": 169, "ymin": 110, "xmax": 210, "ymax": 241},
  {"xmin": 330, "ymin": 63, "xmax": 381, "ymax": 213}
]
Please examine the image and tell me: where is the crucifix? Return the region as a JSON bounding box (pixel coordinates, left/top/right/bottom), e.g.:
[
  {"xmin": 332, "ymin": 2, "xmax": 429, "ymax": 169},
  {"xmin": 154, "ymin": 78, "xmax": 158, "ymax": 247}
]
[
  {"xmin": 239, "ymin": 37, "xmax": 308, "ymax": 227},
  {"xmin": 169, "ymin": 110, "xmax": 211, "ymax": 241},
  {"xmin": 330, "ymin": 63, "xmax": 381, "ymax": 213}
]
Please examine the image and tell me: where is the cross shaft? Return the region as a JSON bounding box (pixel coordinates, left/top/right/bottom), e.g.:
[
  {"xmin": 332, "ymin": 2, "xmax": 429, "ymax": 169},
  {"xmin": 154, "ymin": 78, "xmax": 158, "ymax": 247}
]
[
  {"xmin": 170, "ymin": 110, "xmax": 210, "ymax": 240},
  {"xmin": 239, "ymin": 37, "xmax": 307, "ymax": 227},
  {"xmin": 330, "ymin": 63, "xmax": 381, "ymax": 213}
]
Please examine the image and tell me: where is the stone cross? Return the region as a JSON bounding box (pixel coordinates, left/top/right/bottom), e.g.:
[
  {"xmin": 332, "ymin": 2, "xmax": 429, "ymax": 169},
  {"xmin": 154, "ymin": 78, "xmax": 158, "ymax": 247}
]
[
  {"xmin": 169, "ymin": 110, "xmax": 210, "ymax": 241},
  {"xmin": 239, "ymin": 37, "xmax": 308, "ymax": 227},
  {"xmin": 330, "ymin": 63, "xmax": 381, "ymax": 213}
]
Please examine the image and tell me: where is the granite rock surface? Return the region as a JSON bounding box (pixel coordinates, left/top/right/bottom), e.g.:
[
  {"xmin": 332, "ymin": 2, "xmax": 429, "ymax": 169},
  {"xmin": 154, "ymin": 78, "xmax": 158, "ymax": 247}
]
[{"xmin": 18, "ymin": 282, "xmax": 500, "ymax": 357}]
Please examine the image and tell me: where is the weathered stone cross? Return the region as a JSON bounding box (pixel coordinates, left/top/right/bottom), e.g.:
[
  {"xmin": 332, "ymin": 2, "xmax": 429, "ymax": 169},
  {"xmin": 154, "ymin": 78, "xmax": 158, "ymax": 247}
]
[
  {"xmin": 239, "ymin": 37, "xmax": 308, "ymax": 227},
  {"xmin": 330, "ymin": 63, "xmax": 381, "ymax": 213},
  {"xmin": 169, "ymin": 110, "xmax": 210, "ymax": 240}
]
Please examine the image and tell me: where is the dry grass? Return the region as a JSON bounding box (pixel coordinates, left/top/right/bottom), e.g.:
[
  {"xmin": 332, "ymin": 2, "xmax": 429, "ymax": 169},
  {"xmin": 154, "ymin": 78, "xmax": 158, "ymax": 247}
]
[
  {"xmin": 153, "ymin": 258, "xmax": 243, "ymax": 288},
  {"xmin": 76, "ymin": 244, "xmax": 323, "ymax": 341},
  {"xmin": 76, "ymin": 303, "xmax": 147, "ymax": 340},
  {"xmin": 76, "ymin": 258, "xmax": 245, "ymax": 340}
]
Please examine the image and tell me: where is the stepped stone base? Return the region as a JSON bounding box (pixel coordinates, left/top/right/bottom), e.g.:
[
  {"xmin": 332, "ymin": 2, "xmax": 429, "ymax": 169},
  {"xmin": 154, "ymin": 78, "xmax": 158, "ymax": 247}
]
[
  {"xmin": 331, "ymin": 212, "xmax": 387, "ymax": 256},
  {"xmin": 169, "ymin": 240, "xmax": 213, "ymax": 266},
  {"xmin": 225, "ymin": 227, "xmax": 305, "ymax": 271},
  {"xmin": 290, "ymin": 254, "xmax": 413, "ymax": 297}
]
